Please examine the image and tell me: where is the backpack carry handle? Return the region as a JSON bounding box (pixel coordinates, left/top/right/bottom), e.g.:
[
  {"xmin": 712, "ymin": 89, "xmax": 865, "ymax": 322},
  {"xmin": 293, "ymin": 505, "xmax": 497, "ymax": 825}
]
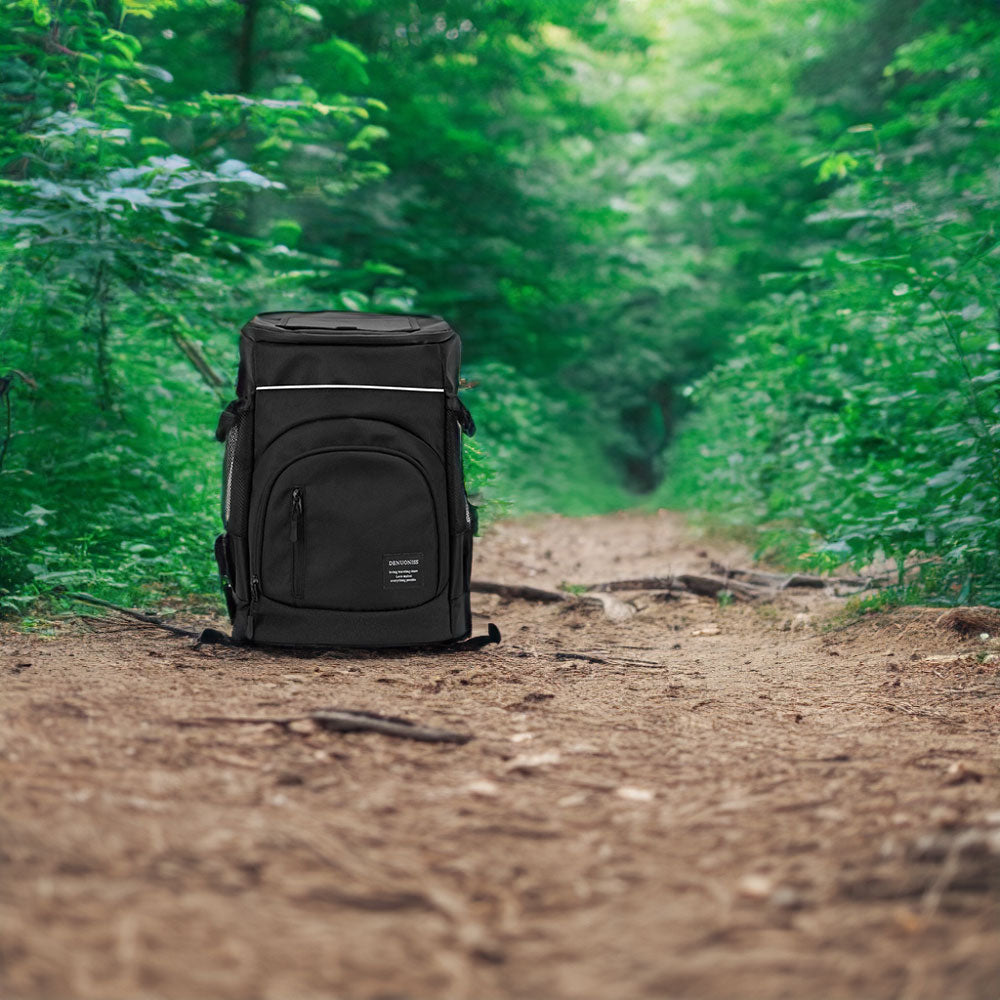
[{"xmin": 276, "ymin": 313, "xmax": 419, "ymax": 333}]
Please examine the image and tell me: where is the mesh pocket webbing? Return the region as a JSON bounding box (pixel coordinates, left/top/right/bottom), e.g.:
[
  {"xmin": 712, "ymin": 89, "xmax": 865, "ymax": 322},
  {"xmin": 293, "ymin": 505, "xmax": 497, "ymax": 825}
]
[
  {"xmin": 222, "ymin": 413, "xmax": 251, "ymax": 533},
  {"xmin": 445, "ymin": 418, "xmax": 471, "ymax": 532}
]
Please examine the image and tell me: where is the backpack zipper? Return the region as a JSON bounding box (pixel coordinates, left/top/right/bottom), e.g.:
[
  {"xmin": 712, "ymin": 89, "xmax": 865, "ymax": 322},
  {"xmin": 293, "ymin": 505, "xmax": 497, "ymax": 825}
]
[
  {"xmin": 247, "ymin": 575, "xmax": 261, "ymax": 639},
  {"xmin": 289, "ymin": 487, "xmax": 304, "ymax": 602}
]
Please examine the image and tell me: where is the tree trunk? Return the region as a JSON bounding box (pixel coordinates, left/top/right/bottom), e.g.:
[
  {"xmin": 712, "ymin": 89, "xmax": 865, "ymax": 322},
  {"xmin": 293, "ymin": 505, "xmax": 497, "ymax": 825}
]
[
  {"xmin": 237, "ymin": 0, "xmax": 259, "ymax": 93},
  {"xmin": 93, "ymin": 250, "xmax": 113, "ymax": 411}
]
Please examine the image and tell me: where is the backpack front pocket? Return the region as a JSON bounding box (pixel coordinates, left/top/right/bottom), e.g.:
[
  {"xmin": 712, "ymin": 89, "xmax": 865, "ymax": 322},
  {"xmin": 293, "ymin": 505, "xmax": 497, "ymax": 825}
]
[{"xmin": 254, "ymin": 438, "xmax": 446, "ymax": 612}]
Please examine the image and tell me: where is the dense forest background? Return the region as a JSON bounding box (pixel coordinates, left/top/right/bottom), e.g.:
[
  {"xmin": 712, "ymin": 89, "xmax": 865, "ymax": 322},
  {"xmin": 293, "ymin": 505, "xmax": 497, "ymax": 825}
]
[{"xmin": 1, "ymin": 0, "xmax": 998, "ymax": 612}]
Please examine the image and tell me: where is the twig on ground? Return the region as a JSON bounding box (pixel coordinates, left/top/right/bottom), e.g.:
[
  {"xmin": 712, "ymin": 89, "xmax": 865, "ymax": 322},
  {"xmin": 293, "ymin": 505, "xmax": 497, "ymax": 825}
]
[
  {"xmin": 477, "ymin": 573, "xmax": 768, "ymax": 606},
  {"xmin": 64, "ymin": 591, "xmax": 198, "ymax": 639},
  {"xmin": 472, "ymin": 581, "xmax": 568, "ymax": 602},
  {"xmin": 554, "ymin": 651, "xmax": 608, "ymax": 664},
  {"xmin": 709, "ymin": 562, "xmax": 830, "ymax": 589},
  {"xmin": 677, "ymin": 574, "xmax": 763, "ymax": 601},
  {"xmin": 553, "ymin": 650, "xmax": 665, "ymax": 667},
  {"xmin": 880, "ymin": 702, "xmax": 966, "ymax": 726},
  {"xmin": 585, "ymin": 574, "xmax": 761, "ymax": 601},
  {"xmin": 587, "ymin": 577, "xmax": 677, "ymax": 593},
  {"xmin": 708, "ymin": 561, "xmax": 873, "ymax": 589},
  {"xmin": 471, "ymin": 580, "xmax": 635, "ymax": 621},
  {"xmin": 173, "ymin": 708, "xmax": 473, "ymax": 744}
]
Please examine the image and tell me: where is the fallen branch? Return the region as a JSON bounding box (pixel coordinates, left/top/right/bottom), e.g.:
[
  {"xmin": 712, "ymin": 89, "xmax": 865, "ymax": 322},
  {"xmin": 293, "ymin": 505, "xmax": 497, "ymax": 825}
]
[
  {"xmin": 553, "ymin": 650, "xmax": 664, "ymax": 668},
  {"xmin": 64, "ymin": 591, "xmax": 198, "ymax": 639},
  {"xmin": 587, "ymin": 574, "xmax": 760, "ymax": 602},
  {"xmin": 709, "ymin": 562, "xmax": 825, "ymax": 589},
  {"xmin": 587, "ymin": 577, "xmax": 676, "ymax": 593},
  {"xmin": 677, "ymin": 574, "xmax": 761, "ymax": 601},
  {"xmin": 471, "ymin": 579, "xmax": 635, "ymax": 621},
  {"xmin": 554, "ymin": 651, "xmax": 607, "ymax": 664},
  {"xmin": 168, "ymin": 324, "xmax": 227, "ymax": 392},
  {"xmin": 471, "ymin": 580, "xmax": 568, "ymax": 602},
  {"xmin": 709, "ymin": 561, "xmax": 869, "ymax": 589},
  {"xmin": 175, "ymin": 708, "xmax": 472, "ymax": 744}
]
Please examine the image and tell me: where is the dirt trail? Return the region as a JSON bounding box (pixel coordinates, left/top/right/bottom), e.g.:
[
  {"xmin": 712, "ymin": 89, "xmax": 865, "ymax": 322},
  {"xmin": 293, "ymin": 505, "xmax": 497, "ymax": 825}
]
[{"xmin": 1, "ymin": 511, "xmax": 998, "ymax": 1000}]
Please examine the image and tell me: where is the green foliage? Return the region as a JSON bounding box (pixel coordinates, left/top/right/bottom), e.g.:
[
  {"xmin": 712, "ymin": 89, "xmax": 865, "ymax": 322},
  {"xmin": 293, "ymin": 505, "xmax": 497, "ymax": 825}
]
[
  {"xmin": 0, "ymin": 0, "xmax": 393, "ymax": 607},
  {"xmin": 658, "ymin": 0, "xmax": 1000, "ymax": 604},
  {"xmin": 3, "ymin": 0, "xmax": 998, "ymax": 615},
  {"xmin": 463, "ymin": 363, "xmax": 631, "ymax": 516},
  {"xmin": 0, "ymin": 0, "xmax": 634, "ymax": 612}
]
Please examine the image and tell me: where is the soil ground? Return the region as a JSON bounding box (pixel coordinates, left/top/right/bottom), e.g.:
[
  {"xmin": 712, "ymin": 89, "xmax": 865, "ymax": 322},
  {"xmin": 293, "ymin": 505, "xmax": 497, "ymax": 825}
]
[{"xmin": 1, "ymin": 511, "xmax": 998, "ymax": 1000}]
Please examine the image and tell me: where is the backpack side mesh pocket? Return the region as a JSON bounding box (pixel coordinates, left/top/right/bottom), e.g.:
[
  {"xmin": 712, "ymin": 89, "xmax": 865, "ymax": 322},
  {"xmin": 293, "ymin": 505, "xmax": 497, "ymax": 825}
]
[{"xmin": 222, "ymin": 410, "xmax": 252, "ymax": 535}]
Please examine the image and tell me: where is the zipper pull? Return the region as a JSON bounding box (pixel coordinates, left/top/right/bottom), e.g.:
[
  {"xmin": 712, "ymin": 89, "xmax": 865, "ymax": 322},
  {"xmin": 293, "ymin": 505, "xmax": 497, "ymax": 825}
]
[
  {"xmin": 289, "ymin": 487, "xmax": 303, "ymax": 542},
  {"xmin": 247, "ymin": 576, "xmax": 261, "ymax": 641}
]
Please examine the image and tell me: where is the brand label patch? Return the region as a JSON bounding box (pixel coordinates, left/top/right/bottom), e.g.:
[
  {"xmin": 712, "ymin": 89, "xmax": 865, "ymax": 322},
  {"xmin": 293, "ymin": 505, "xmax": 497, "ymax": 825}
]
[{"xmin": 382, "ymin": 552, "xmax": 423, "ymax": 588}]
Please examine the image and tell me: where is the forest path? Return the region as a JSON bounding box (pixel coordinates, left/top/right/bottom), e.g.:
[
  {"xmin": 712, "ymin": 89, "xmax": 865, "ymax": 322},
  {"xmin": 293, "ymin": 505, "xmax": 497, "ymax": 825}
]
[{"xmin": 1, "ymin": 511, "xmax": 998, "ymax": 1000}]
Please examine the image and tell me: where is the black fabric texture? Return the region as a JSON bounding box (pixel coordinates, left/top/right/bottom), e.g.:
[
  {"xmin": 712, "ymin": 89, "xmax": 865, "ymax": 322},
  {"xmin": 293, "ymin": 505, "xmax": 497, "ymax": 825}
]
[{"xmin": 213, "ymin": 532, "xmax": 237, "ymax": 621}]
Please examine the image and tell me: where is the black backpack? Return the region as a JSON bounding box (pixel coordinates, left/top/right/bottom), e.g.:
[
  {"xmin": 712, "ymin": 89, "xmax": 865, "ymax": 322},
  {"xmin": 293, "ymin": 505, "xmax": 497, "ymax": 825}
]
[{"xmin": 210, "ymin": 310, "xmax": 499, "ymax": 650}]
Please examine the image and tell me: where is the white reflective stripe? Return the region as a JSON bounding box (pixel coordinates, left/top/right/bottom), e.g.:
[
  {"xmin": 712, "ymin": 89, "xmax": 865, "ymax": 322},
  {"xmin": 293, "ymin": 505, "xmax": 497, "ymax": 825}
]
[{"xmin": 256, "ymin": 383, "xmax": 444, "ymax": 393}]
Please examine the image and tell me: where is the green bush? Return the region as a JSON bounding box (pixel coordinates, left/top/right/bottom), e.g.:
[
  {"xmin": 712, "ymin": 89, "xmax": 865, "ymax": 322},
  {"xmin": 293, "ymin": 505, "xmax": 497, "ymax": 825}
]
[
  {"xmin": 0, "ymin": 0, "xmax": 636, "ymax": 612},
  {"xmin": 463, "ymin": 362, "xmax": 631, "ymax": 517},
  {"xmin": 3, "ymin": 0, "xmax": 998, "ymax": 614},
  {"xmin": 659, "ymin": 0, "xmax": 1000, "ymax": 603}
]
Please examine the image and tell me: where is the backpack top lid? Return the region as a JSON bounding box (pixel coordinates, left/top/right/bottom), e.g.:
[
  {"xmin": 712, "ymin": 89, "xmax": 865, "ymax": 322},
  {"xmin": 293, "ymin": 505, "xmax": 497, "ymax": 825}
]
[{"xmin": 244, "ymin": 310, "xmax": 455, "ymax": 345}]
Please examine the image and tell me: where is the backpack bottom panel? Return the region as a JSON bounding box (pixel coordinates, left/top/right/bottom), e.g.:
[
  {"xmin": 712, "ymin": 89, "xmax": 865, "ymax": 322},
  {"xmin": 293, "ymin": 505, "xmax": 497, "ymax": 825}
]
[{"xmin": 242, "ymin": 590, "xmax": 468, "ymax": 648}]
